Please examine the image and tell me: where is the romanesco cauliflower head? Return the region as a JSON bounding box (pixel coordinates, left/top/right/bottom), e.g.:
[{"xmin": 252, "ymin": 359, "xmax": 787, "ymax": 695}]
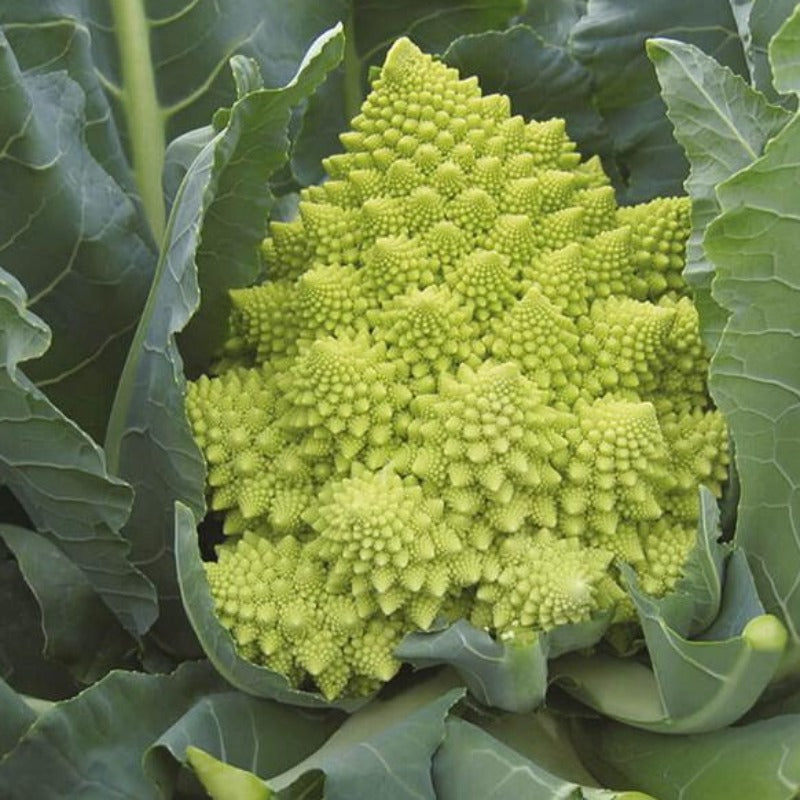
[{"xmin": 186, "ymin": 37, "xmax": 730, "ymax": 699}]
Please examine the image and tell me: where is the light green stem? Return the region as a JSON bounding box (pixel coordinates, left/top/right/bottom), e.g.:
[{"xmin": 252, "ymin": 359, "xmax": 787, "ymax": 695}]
[
  {"xmin": 110, "ymin": 0, "xmax": 166, "ymax": 243},
  {"xmin": 342, "ymin": 10, "xmax": 362, "ymax": 124}
]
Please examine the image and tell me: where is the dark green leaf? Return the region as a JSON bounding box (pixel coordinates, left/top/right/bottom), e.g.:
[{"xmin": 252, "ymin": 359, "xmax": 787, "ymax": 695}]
[
  {"xmin": 397, "ymin": 621, "xmax": 546, "ymax": 713},
  {"xmin": 277, "ymin": 770, "xmax": 324, "ymax": 799},
  {"xmin": 180, "ymin": 38, "xmax": 345, "ymax": 374},
  {"xmin": 0, "ymin": 661, "xmax": 224, "ymax": 800},
  {"xmin": 555, "ymin": 601, "xmax": 785, "ymax": 733},
  {"xmin": 0, "ymin": 525, "xmax": 134, "ymax": 683},
  {"xmin": 481, "ymin": 708, "xmax": 605, "ymax": 788},
  {"xmin": 174, "ymin": 502, "xmax": 365, "ymax": 711},
  {"xmin": 647, "ymin": 37, "xmax": 789, "ymax": 349},
  {"xmin": 162, "ymin": 126, "xmax": 216, "ymax": 212},
  {"xmin": 144, "ymin": 691, "xmax": 344, "ymax": 798},
  {"xmin": 554, "ymin": 654, "xmax": 666, "ymax": 726},
  {"xmin": 182, "ymin": 679, "xmax": 464, "ymax": 799},
  {"xmin": 704, "ymin": 110, "xmax": 800, "ymax": 670},
  {"xmin": 443, "ymin": 26, "xmax": 613, "ymax": 166},
  {"xmin": 554, "ymin": 532, "xmax": 785, "ymax": 734},
  {"xmin": 316, "ymin": 688, "xmax": 462, "ymax": 800},
  {"xmin": 0, "ymin": 268, "xmax": 157, "ymax": 637},
  {"xmin": 728, "ymin": 0, "xmax": 757, "ymax": 76},
  {"xmin": 351, "ymin": 0, "xmax": 521, "ymax": 61},
  {"xmin": 0, "ymin": 676, "xmax": 35, "ymax": 758},
  {"xmin": 118, "ymin": 1, "xmax": 343, "ymax": 163},
  {"xmin": 0, "ymin": 557, "xmax": 78, "ymax": 701},
  {"xmin": 547, "ymin": 614, "xmax": 615, "ymax": 660},
  {"xmin": 433, "ymin": 717, "xmax": 634, "ymax": 800},
  {"xmin": 104, "ymin": 28, "xmax": 345, "ymax": 658},
  {"xmin": 626, "ymin": 567, "xmax": 782, "ymax": 728},
  {"xmin": 396, "ymin": 616, "xmax": 609, "ymax": 713},
  {"xmin": 573, "ymin": 0, "xmax": 747, "ymax": 108},
  {"xmin": 700, "ymin": 549, "xmax": 764, "ymax": 640},
  {"xmin": 572, "ymin": 0, "xmax": 748, "ymax": 202},
  {"xmin": 0, "ymin": 26, "xmax": 155, "ymax": 440},
  {"xmin": 1, "ymin": 1, "xmax": 348, "ymax": 240},
  {"xmin": 1, "ymin": 19, "xmax": 137, "ymax": 198},
  {"xmin": 745, "ymin": 0, "xmax": 800, "ymax": 98},
  {"xmin": 272, "ymin": 681, "xmax": 464, "ymax": 800},
  {"xmin": 571, "ymin": 712, "xmax": 800, "ymax": 800},
  {"xmin": 291, "ymin": 67, "xmax": 348, "ymax": 187},
  {"xmin": 742, "ymin": 679, "xmax": 800, "ymax": 720},
  {"xmin": 515, "ymin": 0, "xmax": 588, "ymax": 46},
  {"xmin": 769, "ymin": 2, "xmax": 800, "ymax": 94}
]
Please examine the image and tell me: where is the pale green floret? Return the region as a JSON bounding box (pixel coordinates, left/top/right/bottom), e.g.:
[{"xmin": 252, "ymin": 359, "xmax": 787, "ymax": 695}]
[
  {"xmin": 472, "ymin": 531, "xmax": 615, "ymax": 634},
  {"xmin": 579, "ymin": 297, "xmax": 677, "ymax": 399},
  {"xmin": 305, "ymin": 466, "xmax": 465, "ymax": 626},
  {"xmin": 560, "ymin": 398, "xmax": 672, "ymax": 544},
  {"xmin": 520, "ymin": 243, "xmax": 590, "ymax": 317},
  {"xmin": 484, "ymin": 286, "xmax": 582, "ymax": 406},
  {"xmin": 187, "ymin": 37, "xmax": 730, "ymax": 699},
  {"xmin": 617, "ymin": 196, "xmax": 691, "ymax": 300},
  {"xmin": 368, "ymin": 285, "xmax": 484, "ymax": 392},
  {"xmin": 408, "ymin": 361, "xmax": 571, "ymax": 533},
  {"xmin": 638, "ymin": 517, "xmax": 696, "ymax": 596},
  {"xmin": 273, "ymin": 334, "xmax": 411, "ymax": 476},
  {"xmin": 227, "ymin": 281, "xmax": 299, "ymax": 364},
  {"xmin": 205, "ymin": 532, "xmax": 405, "ymax": 699},
  {"xmin": 260, "ymin": 219, "xmax": 310, "ymax": 282}
]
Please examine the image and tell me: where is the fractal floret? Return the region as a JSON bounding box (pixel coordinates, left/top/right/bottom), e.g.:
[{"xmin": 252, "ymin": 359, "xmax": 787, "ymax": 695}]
[{"xmin": 186, "ymin": 38, "xmax": 730, "ymax": 699}]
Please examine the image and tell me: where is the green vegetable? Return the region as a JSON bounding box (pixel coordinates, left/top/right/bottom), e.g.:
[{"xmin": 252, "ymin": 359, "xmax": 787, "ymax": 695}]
[
  {"xmin": 3, "ymin": 2, "xmax": 800, "ymax": 797},
  {"xmin": 186, "ymin": 38, "xmax": 730, "ymax": 700}
]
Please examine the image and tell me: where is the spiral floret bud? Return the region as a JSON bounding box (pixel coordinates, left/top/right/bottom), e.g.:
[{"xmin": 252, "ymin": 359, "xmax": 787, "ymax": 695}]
[
  {"xmin": 474, "ymin": 532, "xmax": 613, "ymax": 634},
  {"xmin": 305, "ymin": 466, "xmax": 461, "ymax": 623},
  {"xmin": 205, "ymin": 533, "xmax": 405, "ymax": 699}
]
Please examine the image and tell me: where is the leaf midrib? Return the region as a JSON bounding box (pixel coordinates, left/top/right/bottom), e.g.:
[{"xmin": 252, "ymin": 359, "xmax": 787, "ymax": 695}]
[{"xmin": 109, "ymin": 0, "xmax": 166, "ymax": 243}]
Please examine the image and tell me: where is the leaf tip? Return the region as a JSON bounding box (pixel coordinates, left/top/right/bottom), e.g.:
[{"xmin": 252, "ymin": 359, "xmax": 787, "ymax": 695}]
[
  {"xmin": 744, "ymin": 614, "xmax": 788, "ymax": 654},
  {"xmin": 645, "ymin": 37, "xmax": 669, "ymax": 63}
]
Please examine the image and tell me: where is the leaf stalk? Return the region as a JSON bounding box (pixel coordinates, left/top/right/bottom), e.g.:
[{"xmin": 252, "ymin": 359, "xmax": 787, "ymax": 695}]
[{"xmin": 110, "ymin": 0, "xmax": 166, "ymax": 242}]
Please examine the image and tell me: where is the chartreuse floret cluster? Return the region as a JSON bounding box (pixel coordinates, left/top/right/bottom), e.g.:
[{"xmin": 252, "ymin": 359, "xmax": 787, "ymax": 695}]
[{"xmin": 186, "ymin": 38, "xmax": 730, "ymax": 699}]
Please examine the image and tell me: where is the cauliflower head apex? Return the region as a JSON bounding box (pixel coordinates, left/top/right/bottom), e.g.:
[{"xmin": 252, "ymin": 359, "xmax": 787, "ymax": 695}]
[{"xmin": 186, "ymin": 38, "xmax": 730, "ymax": 700}]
